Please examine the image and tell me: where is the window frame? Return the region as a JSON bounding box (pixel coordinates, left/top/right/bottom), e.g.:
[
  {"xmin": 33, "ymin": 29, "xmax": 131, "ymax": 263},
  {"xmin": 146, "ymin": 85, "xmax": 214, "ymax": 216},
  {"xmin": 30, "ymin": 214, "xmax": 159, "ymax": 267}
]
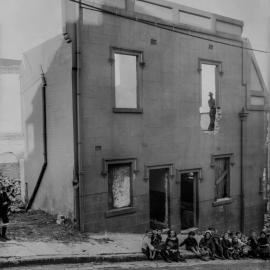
[
  {"xmin": 210, "ymin": 153, "xmax": 234, "ymax": 206},
  {"xmin": 198, "ymin": 59, "xmax": 223, "ymax": 132},
  {"xmin": 198, "ymin": 59, "xmax": 223, "ymax": 108},
  {"xmin": 102, "ymin": 157, "xmax": 137, "ymax": 217},
  {"xmin": 109, "ymin": 47, "xmax": 145, "ymax": 113}
]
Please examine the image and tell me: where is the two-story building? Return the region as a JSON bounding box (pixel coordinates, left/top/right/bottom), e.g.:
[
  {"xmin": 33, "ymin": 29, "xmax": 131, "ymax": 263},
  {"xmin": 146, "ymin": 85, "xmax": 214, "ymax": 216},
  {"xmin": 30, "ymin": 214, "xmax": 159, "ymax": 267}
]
[{"xmin": 21, "ymin": 0, "xmax": 269, "ymax": 233}]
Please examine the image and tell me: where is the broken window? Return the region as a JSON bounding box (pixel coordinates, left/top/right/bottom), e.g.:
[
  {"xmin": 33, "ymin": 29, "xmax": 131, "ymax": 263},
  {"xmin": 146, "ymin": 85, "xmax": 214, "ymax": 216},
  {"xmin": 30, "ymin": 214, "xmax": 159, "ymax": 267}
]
[
  {"xmin": 214, "ymin": 157, "xmax": 230, "ymax": 200},
  {"xmin": 200, "ymin": 64, "xmax": 217, "ymax": 131},
  {"xmin": 114, "ymin": 53, "xmax": 138, "ymax": 109},
  {"xmin": 108, "ymin": 163, "xmax": 132, "ymax": 209}
]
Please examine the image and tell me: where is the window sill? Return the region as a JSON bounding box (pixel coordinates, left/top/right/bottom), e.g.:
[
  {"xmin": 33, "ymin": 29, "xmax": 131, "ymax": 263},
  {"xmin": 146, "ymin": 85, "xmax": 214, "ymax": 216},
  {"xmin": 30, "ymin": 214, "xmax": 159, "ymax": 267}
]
[
  {"xmin": 113, "ymin": 108, "xmax": 143, "ymax": 114},
  {"xmin": 212, "ymin": 197, "xmax": 233, "ymax": 207},
  {"xmin": 105, "ymin": 207, "xmax": 136, "ymax": 218}
]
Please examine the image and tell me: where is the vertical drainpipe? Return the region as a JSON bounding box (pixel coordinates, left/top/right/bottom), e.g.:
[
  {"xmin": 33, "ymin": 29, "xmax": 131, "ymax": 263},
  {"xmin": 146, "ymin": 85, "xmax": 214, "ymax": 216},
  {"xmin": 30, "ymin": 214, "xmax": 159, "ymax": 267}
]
[
  {"xmin": 73, "ymin": 0, "xmax": 84, "ymax": 231},
  {"xmin": 239, "ymin": 107, "xmax": 248, "ymax": 232}
]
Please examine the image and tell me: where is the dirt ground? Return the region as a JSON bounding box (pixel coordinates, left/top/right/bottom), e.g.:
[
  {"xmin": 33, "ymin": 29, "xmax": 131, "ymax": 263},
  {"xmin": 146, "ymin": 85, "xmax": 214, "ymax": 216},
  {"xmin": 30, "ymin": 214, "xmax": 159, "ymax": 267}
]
[{"xmin": 8, "ymin": 210, "xmax": 90, "ymax": 242}]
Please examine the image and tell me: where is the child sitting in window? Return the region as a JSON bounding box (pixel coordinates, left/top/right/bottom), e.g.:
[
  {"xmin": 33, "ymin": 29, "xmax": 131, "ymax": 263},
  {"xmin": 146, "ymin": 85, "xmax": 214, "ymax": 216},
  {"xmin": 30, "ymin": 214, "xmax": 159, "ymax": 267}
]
[
  {"xmin": 141, "ymin": 230, "xmax": 156, "ymax": 260},
  {"xmin": 180, "ymin": 231, "xmax": 209, "ymax": 261}
]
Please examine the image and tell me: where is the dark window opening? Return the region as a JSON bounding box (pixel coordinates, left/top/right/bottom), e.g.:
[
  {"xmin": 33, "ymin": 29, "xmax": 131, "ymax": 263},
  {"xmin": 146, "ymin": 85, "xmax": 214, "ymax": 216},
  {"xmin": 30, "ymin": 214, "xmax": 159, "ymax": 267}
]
[
  {"xmin": 180, "ymin": 172, "xmax": 198, "ymax": 230},
  {"xmin": 215, "ymin": 157, "xmax": 230, "ymax": 200},
  {"xmin": 149, "ymin": 168, "xmax": 169, "ymax": 229}
]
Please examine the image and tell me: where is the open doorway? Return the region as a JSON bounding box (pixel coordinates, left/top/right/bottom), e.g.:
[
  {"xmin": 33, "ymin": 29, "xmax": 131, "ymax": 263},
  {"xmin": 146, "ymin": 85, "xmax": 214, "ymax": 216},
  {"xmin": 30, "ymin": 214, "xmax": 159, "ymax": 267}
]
[
  {"xmin": 149, "ymin": 168, "xmax": 169, "ymax": 229},
  {"xmin": 180, "ymin": 171, "xmax": 199, "ymax": 230}
]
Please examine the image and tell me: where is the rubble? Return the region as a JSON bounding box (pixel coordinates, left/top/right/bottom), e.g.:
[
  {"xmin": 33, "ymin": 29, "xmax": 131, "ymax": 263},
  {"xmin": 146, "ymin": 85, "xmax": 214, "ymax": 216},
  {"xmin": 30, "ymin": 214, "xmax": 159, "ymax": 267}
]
[{"xmin": 0, "ymin": 172, "xmax": 25, "ymax": 212}]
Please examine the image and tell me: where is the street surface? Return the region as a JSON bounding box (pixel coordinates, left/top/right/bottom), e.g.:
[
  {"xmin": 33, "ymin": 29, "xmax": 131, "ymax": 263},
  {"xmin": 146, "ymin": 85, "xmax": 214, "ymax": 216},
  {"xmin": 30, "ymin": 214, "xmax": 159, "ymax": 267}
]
[{"xmin": 3, "ymin": 259, "xmax": 270, "ymax": 270}]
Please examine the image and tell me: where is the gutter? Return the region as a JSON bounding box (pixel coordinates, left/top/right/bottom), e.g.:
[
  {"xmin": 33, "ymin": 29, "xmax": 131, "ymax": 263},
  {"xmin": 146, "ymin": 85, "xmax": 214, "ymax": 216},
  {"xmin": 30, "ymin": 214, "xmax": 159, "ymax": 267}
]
[
  {"xmin": 239, "ymin": 107, "xmax": 248, "ymax": 232},
  {"xmin": 71, "ymin": 0, "xmax": 83, "ymax": 230},
  {"xmin": 26, "ymin": 68, "xmax": 48, "ymax": 211}
]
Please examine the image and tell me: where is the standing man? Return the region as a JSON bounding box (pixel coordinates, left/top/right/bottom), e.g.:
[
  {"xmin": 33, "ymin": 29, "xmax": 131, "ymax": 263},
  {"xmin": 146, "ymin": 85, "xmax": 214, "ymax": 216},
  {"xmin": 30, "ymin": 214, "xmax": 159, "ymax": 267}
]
[
  {"xmin": 0, "ymin": 182, "xmax": 11, "ymax": 241},
  {"xmin": 208, "ymin": 92, "xmax": 216, "ymax": 131}
]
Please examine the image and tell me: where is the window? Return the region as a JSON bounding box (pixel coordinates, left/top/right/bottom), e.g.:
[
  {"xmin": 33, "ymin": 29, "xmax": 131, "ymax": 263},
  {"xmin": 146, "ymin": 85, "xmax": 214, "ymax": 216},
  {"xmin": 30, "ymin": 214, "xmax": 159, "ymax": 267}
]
[
  {"xmin": 110, "ymin": 47, "xmax": 144, "ymax": 113},
  {"xmin": 214, "ymin": 157, "xmax": 230, "ymax": 200},
  {"xmin": 108, "ymin": 163, "xmax": 132, "ymax": 209},
  {"xmin": 114, "ymin": 54, "xmax": 137, "ymax": 109},
  {"xmin": 200, "ymin": 64, "xmax": 217, "ymax": 131},
  {"xmin": 198, "ymin": 60, "xmax": 222, "ymax": 132}
]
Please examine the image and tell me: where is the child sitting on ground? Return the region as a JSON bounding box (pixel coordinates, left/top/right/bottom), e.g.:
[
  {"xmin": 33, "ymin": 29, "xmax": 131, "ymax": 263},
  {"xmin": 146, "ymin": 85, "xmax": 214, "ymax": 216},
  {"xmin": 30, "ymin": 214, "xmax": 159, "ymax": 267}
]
[
  {"xmin": 221, "ymin": 232, "xmax": 233, "ymax": 259},
  {"xmin": 151, "ymin": 229, "xmax": 163, "ymax": 258},
  {"xmin": 208, "ymin": 227, "xmax": 225, "ymax": 259},
  {"xmin": 231, "ymin": 235, "xmax": 242, "ymax": 259},
  {"xmin": 199, "ymin": 230, "xmax": 216, "ymax": 260},
  {"xmin": 248, "ymin": 230, "xmax": 259, "ymax": 258},
  {"xmin": 180, "ymin": 231, "xmax": 208, "ymax": 261},
  {"xmin": 257, "ymin": 231, "xmax": 270, "ymax": 260},
  {"xmin": 141, "ymin": 230, "xmax": 156, "ymax": 260},
  {"xmin": 161, "ymin": 230, "xmax": 186, "ymax": 263}
]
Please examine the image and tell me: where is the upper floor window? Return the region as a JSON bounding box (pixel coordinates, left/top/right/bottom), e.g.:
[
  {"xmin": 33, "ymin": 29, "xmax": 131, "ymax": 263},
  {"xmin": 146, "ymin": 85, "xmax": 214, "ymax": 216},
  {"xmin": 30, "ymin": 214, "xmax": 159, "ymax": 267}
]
[
  {"xmin": 199, "ymin": 60, "xmax": 222, "ymax": 132},
  {"xmin": 110, "ymin": 47, "xmax": 144, "ymax": 113},
  {"xmin": 115, "ymin": 53, "xmax": 137, "ymax": 109}
]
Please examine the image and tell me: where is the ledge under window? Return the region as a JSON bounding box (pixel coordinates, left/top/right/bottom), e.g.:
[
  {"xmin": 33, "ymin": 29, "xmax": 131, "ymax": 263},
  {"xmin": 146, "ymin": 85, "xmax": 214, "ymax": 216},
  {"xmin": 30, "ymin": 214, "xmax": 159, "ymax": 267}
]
[
  {"xmin": 113, "ymin": 108, "xmax": 143, "ymax": 114},
  {"xmin": 105, "ymin": 207, "xmax": 136, "ymax": 218},
  {"xmin": 212, "ymin": 197, "xmax": 233, "ymax": 207}
]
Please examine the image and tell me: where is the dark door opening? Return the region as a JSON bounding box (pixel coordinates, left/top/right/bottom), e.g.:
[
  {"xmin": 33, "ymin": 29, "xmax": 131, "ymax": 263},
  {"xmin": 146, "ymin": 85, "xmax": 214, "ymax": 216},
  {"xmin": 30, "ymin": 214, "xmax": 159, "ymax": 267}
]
[
  {"xmin": 149, "ymin": 168, "xmax": 169, "ymax": 229},
  {"xmin": 180, "ymin": 172, "xmax": 198, "ymax": 230}
]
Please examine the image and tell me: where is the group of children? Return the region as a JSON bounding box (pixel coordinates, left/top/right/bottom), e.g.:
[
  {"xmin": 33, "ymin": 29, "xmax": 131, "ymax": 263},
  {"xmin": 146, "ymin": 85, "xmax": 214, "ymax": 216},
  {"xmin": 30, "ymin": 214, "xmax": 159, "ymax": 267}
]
[{"xmin": 142, "ymin": 226, "xmax": 270, "ymax": 263}]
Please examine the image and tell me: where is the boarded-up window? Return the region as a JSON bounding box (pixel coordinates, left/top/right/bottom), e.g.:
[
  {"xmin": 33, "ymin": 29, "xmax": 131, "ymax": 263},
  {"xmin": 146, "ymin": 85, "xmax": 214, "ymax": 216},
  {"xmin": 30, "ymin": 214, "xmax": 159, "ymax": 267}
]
[
  {"xmin": 215, "ymin": 157, "xmax": 230, "ymax": 200},
  {"xmin": 108, "ymin": 163, "xmax": 132, "ymax": 209},
  {"xmin": 114, "ymin": 53, "xmax": 137, "ymax": 109}
]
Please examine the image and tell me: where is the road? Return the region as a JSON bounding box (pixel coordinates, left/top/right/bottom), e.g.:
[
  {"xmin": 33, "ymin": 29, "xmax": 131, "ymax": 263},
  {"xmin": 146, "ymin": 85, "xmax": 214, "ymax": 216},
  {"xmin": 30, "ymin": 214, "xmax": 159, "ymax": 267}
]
[{"xmin": 3, "ymin": 259, "xmax": 270, "ymax": 270}]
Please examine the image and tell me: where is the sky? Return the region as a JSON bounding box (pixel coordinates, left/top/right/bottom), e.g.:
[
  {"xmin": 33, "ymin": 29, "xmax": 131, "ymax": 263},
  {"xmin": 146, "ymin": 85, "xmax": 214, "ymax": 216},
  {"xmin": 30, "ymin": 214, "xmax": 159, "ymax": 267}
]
[
  {"xmin": 0, "ymin": 0, "xmax": 268, "ymax": 138},
  {"xmin": 0, "ymin": 0, "xmax": 269, "ymax": 84},
  {"xmin": 171, "ymin": 0, "xmax": 270, "ymax": 88},
  {"xmin": 0, "ymin": 0, "xmax": 62, "ymax": 59}
]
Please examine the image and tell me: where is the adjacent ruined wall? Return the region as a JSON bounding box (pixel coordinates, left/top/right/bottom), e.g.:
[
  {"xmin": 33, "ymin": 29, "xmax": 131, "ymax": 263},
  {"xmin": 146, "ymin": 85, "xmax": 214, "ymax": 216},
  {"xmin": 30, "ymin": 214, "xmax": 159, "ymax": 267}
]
[
  {"xmin": 78, "ymin": 1, "xmax": 267, "ymax": 232},
  {"xmin": 21, "ymin": 35, "xmax": 75, "ymax": 218}
]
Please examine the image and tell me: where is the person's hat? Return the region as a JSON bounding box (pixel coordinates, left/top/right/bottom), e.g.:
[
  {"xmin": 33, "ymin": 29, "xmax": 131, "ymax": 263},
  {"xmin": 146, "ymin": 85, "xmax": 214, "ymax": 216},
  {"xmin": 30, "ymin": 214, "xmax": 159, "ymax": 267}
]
[{"xmin": 209, "ymin": 92, "xmax": 214, "ymax": 96}]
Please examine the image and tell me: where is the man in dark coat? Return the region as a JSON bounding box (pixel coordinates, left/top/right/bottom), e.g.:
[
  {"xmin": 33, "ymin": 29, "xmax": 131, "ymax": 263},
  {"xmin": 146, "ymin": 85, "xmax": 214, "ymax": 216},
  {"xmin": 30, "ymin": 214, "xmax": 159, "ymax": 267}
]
[
  {"xmin": 0, "ymin": 182, "xmax": 11, "ymax": 241},
  {"xmin": 208, "ymin": 92, "xmax": 216, "ymax": 131}
]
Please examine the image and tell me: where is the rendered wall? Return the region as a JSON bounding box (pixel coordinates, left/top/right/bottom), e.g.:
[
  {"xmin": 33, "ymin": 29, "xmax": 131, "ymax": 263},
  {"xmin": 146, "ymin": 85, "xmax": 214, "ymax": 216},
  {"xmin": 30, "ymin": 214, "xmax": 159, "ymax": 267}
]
[
  {"xmin": 21, "ymin": 35, "xmax": 74, "ymax": 218},
  {"xmin": 78, "ymin": 4, "xmax": 267, "ymax": 233}
]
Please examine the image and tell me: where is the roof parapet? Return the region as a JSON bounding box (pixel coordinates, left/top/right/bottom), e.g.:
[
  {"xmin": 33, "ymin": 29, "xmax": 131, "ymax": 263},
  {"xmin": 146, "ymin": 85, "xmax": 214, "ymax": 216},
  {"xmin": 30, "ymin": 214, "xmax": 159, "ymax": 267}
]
[{"xmin": 86, "ymin": 0, "xmax": 243, "ymax": 38}]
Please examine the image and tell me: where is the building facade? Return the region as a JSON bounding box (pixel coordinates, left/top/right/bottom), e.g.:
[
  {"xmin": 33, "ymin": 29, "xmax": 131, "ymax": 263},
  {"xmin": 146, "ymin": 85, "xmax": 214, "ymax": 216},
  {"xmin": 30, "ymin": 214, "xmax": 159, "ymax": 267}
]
[{"xmin": 21, "ymin": 0, "xmax": 269, "ymax": 233}]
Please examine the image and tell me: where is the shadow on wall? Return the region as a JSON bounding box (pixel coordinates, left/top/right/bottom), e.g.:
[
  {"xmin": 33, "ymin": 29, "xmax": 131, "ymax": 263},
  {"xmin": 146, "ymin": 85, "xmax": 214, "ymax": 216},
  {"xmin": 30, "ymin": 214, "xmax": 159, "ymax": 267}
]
[{"xmin": 21, "ymin": 35, "xmax": 74, "ymax": 217}]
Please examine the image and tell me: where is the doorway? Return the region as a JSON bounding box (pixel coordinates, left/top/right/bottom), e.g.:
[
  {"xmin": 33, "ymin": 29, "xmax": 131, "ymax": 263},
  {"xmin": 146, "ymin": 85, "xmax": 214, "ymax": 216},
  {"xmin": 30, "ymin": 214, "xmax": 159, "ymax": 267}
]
[
  {"xmin": 149, "ymin": 168, "xmax": 170, "ymax": 229},
  {"xmin": 180, "ymin": 171, "xmax": 198, "ymax": 230}
]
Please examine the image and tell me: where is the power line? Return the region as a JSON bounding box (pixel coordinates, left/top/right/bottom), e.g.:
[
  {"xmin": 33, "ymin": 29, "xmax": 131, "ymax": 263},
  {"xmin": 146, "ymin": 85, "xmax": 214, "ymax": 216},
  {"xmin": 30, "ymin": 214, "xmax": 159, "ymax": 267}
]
[{"xmin": 69, "ymin": 0, "xmax": 270, "ymax": 54}]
